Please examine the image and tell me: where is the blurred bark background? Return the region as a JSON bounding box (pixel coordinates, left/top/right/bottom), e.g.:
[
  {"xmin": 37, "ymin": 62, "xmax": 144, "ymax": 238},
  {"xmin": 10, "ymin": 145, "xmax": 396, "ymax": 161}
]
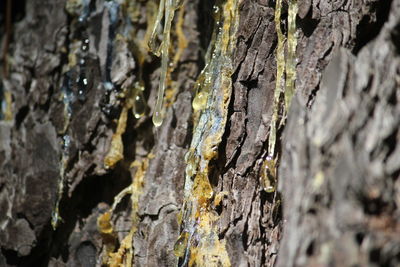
[{"xmin": 0, "ymin": 0, "xmax": 399, "ymax": 266}]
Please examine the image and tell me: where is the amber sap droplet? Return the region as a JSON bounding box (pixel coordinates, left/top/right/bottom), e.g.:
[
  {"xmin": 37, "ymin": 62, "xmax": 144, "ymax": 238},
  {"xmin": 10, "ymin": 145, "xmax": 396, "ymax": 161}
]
[
  {"xmin": 192, "ymin": 91, "xmax": 208, "ymax": 111},
  {"xmin": 152, "ymin": 110, "xmax": 163, "ymax": 127},
  {"xmin": 133, "ymin": 91, "xmax": 146, "ymax": 119},
  {"xmin": 174, "ymin": 231, "xmax": 189, "ymax": 257},
  {"xmin": 97, "ymin": 212, "xmax": 113, "ymax": 234},
  {"xmin": 262, "ymin": 156, "xmax": 277, "ymax": 193}
]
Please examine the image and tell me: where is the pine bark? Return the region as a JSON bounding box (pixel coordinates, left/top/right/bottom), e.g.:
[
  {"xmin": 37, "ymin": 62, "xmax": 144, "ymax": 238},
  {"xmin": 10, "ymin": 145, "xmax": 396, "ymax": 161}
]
[{"xmin": 0, "ymin": 0, "xmax": 398, "ymax": 266}]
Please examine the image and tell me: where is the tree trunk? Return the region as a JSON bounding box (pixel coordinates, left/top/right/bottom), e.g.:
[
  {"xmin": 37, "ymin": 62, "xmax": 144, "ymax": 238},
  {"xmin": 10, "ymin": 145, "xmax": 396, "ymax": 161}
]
[{"xmin": 0, "ymin": 0, "xmax": 398, "ymax": 266}]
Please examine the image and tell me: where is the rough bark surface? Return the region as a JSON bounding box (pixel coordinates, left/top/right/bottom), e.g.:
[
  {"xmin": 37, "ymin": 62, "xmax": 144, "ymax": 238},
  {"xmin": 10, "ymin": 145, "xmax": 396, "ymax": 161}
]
[
  {"xmin": 0, "ymin": 0, "xmax": 398, "ymax": 266},
  {"xmin": 278, "ymin": 2, "xmax": 400, "ymax": 266}
]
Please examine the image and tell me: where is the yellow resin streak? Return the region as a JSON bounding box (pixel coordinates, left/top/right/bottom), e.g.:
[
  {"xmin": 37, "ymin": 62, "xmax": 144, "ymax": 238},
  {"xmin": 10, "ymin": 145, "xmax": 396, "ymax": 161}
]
[
  {"xmin": 99, "ymin": 0, "xmax": 189, "ymax": 264},
  {"xmin": 104, "ymin": 107, "xmax": 128, "ymax": 169},
  {"xmin": 122, "ymin": 0, "xmax": 161, "ymax": 120},
  {"xmin": 268, "ymin": 0, "xmax": 285, "ymax": 158},
  {"xmin": 285, "ymin": 0, "xmax": 298, "ymax": 111},
  {"xmin": 265, "ymin": 0, "xmax": 297, "ymax": 192},
  {"xmin": 3, "ymin": 90, "xmax": 12, "ymax": 121},
  {"xmin": 97, "ymin": 157, "xmax": 150, "ymax": 266},
  {"xmin": 178, "ymin": 1, "xmax": 239, "ymax": 266}
]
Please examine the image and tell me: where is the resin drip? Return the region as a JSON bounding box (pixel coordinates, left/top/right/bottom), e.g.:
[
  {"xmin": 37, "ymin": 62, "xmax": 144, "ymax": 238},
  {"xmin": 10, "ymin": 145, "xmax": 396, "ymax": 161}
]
[
  {"xmin": 52, "ymin": 0, "xmax": 94, "ymax": 229},
  {"xmin": 285, "ymin": 0, "xmax": 298, "ymax": 110},
  {"xmin": 149, "ymin": 0, "xmax": 180, "ymax": 127},
  {"xmin": 268, "ymin": 0, "xmax": 285, "ymax": 158},
  {"xmin": 177, "ymin": 0, "xmax": 239, "ymax": 266},
  {"xmin": 52, "ymin": 72, "xmax": 75, "ymax": 229},
  {"xmin": 265, "ymin": 0, "xmax": 298, "ymax": 192}
]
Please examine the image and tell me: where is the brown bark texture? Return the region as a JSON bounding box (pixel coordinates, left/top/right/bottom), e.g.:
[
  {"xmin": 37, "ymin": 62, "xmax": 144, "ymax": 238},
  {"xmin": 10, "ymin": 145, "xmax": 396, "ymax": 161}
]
[{"xmin": 0, "ymin": 0, "xmax": 398, "ymax": 266}]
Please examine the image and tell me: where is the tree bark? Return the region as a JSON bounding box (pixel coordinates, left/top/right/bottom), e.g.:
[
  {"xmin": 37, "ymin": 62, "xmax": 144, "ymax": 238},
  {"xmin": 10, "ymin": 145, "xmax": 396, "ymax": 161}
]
[
  {"xmin": 278, "ymin": 2, "xmax": 400, "ymax": 266},
  {"xmin": 0, "ymin": 0, "xmax": 398, "ymax": 266}
]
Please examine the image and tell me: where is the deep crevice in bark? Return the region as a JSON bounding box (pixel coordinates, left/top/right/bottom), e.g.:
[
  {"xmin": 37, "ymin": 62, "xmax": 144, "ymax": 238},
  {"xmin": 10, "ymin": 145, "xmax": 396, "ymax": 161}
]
[
  {"xmin": 353, "ymin": 0, "xmax": 393, "ymax": 54},
  {"xmin": 1, "ymin": 1, "xmax": 399, "ymax": 266}
]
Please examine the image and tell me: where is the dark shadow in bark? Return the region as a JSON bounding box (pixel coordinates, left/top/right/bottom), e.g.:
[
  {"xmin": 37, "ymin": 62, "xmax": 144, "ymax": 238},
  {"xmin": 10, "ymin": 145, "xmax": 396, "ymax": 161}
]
[
  {"xmin": 10, "ymin": 167, "xmax": 131, "ymax": 266},
  {"xmin": 197, "ymin": 0, "xmax": 215, "ymax": 67},
  {"xmin": 353, "ymin": 0, "xmax": 393, "ymax": 54},
  {"xmin": 297, "ymin": 10, "xmax": 319, "ymax": 38},
  {"xmin": 0, "ymin": 0, "xmax": 26, "ymax": 25},
  {"xmin": 391, "ymin": 23, "xmax": 400, "ymax": 53},
  {"xmin": 15, "ymin": 106, "xmax": 29, "ymax": 129}
]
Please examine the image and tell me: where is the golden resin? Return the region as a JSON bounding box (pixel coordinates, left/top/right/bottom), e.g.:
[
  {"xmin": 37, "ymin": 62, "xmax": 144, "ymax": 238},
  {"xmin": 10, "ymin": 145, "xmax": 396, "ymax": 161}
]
[
  {"xmin": 149, "ymin": 0, "xmax": 181, "ymax": 127},
  {"xmin": 178, "ymin": 1, "xmax": 240, "ymax": 266}
]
